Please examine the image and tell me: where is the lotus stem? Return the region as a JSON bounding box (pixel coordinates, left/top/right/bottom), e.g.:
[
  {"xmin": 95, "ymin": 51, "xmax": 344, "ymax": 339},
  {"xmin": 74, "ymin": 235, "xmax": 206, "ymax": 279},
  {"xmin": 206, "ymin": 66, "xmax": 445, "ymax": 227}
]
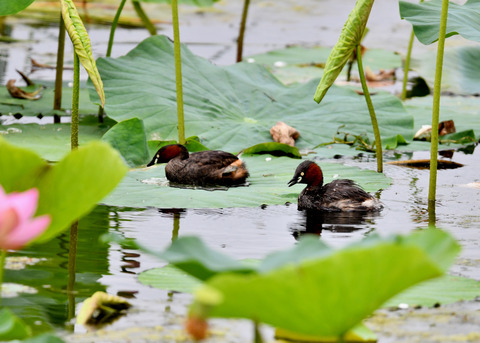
[
  {"xmin": 356, "ymin": 44, "xmax": 383, "ymax": 173},
  {"xmin": 107, "ymin": 0, "xmax": 127, "ymax": 57},
  {"xmin": 401, "ymin": 0, "xmax": 423, "ymax": 100},
  {"xmin": 71, "ymin": 53, "xmax": 79, "ymax": 150},
  {"xmin": 67, "ymin": 220, "xmax": 78, "ymax": 322},
  {"xmin": 97, "ymin": 0, "xmax": 128, "ymax": 123},
  {"xmin": 401, "ymin": 29, "xmax": 414, "ymax": 100},
  {"xmin": 54, "ymin": 11, "xmax": 66, "ymax": 123},
  {"xmin": 0, "ymin": 249, "xmax": 6, "ymax": 306},
  {"xmin": 253, "ymin": 321, "xmax": 263, "ymax": 343},
  {"xmin": 172, "ymin": 212, "xmax": 180, "ymax": 241},
  {"xmin": 132, "ymin": 0, "xmax": 157, "ymax": 36},
  {"xmin": 428, "ymin": 0, "xmax": 449, "ymax": 213},
  {"xmin": 236, "ymin": 0, "xmax": 251, "ymax": 62},
  {"xmin": 172, "ymin": 0, "xmax": 186, "ymax": 145}
]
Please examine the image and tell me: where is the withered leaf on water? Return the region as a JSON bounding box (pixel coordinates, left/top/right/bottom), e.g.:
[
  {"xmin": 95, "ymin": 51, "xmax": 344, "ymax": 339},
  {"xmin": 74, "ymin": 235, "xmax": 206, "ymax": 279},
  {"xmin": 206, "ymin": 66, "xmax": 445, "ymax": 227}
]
[
  {"xmin": 76, "ymin": 291, "xmax": 131, "ymax": 327},
  {"xmin": 270, "ymin": 121, "xmax": 300, "ymax": 147},
  {"xmin": 6, "ymin": 79, "xmax": 44, "ymax": 100}
]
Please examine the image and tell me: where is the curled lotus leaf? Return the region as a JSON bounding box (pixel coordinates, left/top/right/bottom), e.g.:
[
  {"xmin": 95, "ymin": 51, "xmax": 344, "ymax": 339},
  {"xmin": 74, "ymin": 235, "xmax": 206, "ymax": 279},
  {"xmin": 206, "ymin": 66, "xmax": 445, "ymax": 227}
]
[
  {"xmin": 314, "ymin": 0, "xmax": 374, "ymax": 103},
  {"xmin": 60, "ymin": 0, "xmax": 105, "ymax": 107},
  {"xmin": 77, "ymin": 291, "xmax": 131, "ymax": 326}
]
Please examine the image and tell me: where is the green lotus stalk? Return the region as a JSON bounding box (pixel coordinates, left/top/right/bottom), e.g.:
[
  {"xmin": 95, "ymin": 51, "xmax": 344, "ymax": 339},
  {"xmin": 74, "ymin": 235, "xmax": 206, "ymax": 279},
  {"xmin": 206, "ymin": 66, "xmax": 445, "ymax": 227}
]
[
  {"xmin": 54, "ymin": 11, "xmax": 66, "ymax": 118},
  {"xmin": 401, "ymin": 0, "xmax": 424, "ymax": 101},
  {"xmin": 132, "ymin": 0, "xmax": 157, "ymax": 36},
  {"xmin": 314, "ymin": 0, "xmax": 374, "ymax": 103},
  {"xmin": 236, "ymin": 0, "xmax": 251, "ymax": 62},
  {"xmin": 356, "ymin": 44, "xmax": 382, "ymax": 172},
  {"xmin": 71, "ymin": 53, "xmax": 79, "ymax": 150},
  {"xmin": 0, "ymin": 249, "xmax": 6, "ymax": 306},
  {"xmin": 97, "ymin": 0, "xmax": 128, "ymax": 123},
  {"xmin": 401, "ymin": 30, "xmax": 414, "ymax": 100},
  {"xmin": 172, "ymin": 0, "xmax": 186, "ymax": 145},
  {"xmin": 107, "ymin": 0, "xmax": 127, "ymax": 57},
  {"xmin": 67, "ymin": 220, "xmax": 78, "ymax": 324},
  {"xmin": 428, "ymin": 0, "xmax": 449, "ymax": 213},
  {"xmin": 60, "ymin": 0, "xmax": 105, "ymax": 107}
]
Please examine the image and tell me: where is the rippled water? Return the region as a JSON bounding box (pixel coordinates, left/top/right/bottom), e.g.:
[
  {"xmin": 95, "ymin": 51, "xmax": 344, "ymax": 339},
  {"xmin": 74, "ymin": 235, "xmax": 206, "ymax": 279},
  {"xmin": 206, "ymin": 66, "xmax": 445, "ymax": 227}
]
[{"xmin": 1, "ymin": 2, "xmax": 480, "ymax": 340}]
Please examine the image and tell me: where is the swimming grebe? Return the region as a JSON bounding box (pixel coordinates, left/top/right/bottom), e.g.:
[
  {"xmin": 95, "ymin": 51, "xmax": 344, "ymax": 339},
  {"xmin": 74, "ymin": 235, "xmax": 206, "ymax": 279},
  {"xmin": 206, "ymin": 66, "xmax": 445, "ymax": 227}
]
[
  {"xmin": 147, "ymin": 144, "xmax": 249, "ymax": 186},
  {"xmin": 288, "ymin": 160, "xmax": 383, "ymax": 212}
]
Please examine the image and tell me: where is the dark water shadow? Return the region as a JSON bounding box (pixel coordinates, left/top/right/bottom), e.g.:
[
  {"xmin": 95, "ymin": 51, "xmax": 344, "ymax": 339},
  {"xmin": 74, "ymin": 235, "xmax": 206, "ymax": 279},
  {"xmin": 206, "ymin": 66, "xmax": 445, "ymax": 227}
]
[{"xmin": 290, "ymin": 209, "xmax": 380, "ymax": 240}]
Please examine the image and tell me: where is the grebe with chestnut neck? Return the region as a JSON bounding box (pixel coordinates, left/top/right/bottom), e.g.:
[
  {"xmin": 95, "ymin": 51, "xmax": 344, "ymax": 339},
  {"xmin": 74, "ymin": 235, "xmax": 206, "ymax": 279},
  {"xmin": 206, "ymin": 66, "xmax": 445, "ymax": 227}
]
[
  {"xmin": 147, "ymin": 144, "xmax": 249, "ymax": 186},
  {"xmin": 288, "ymin": 160, "xmax": 383, "ymax": 212}
]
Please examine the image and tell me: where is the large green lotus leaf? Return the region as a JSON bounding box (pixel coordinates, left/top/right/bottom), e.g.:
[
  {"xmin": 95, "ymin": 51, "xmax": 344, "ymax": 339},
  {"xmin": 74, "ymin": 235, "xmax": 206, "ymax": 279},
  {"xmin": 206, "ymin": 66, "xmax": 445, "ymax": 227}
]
[
  {"xmin": 102, "ymin": 155, "xmax": 391, "ymax": 208},
  {"xmin": 102, "ymin": 118, "xmax": 149, "ymax": 167},
  {"xmin": 95, "ymin": 35, "xmax": 413, "ymax": 153},
  {"xmin": 197, "ymin": 229, "xmax": 458, "ymax": 337},
  {"xmin": 0, "ymin": 0, "xmax": 34, "ymax": 15},
  {"xmin": 0, "ymin": 137, "xmax": 128, "ymax": 243},
  {"xmin": 0, "ymin": 308, "xmax": 31, "ymax": 341},
  {"xmin": 399, "ymin": 0, "xmax": 480, "ymax": 45},
  {"xmin": 0, "ymin": 116, "xmax": 115, "ymax": 161},
  {"xmin": 385, "ymin": 275, "xmax": 480, "ymax": 308},
  {"xmin": 0, "ymin": 81, "xmax": 98, "ymax": 117},
  {"xmin": 412, "ymin": 46, "xmax": 480, "ymax": 96},
  {"xmin": 247, "ymin": 46, "xmax": 402, "ymax": 84}
]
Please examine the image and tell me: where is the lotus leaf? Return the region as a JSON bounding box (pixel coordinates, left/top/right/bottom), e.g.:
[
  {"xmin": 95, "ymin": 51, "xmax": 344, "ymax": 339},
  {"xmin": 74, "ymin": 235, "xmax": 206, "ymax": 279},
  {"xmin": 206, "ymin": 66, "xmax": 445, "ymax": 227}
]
[
  {"xmin": 0, "ymin": 137, "xmax": 128, "ymax": 243},
  {"xmin": 248, "ymin": 46, "xmax": 402, "ymax": 84},
  {"xmin": 0, "ymin": 0, "xmax": 35, "ymax": 16},
  {"xmin": 0, "ymin": 308, "xmax": 31, "ymax": 340},
  {"xmin": 191, "ymin": 230, "xmax": 458, "ymax": 337},
  {"xmin": 102, "ymin": 154, "xmax": 390, "ymax": 208},
  {"xmin": 94, "ymin": 35, "xmax": 413, "ymax": 153},
  {"xmin": 140, "ymin": 230, "xmax": 458, "ymax": 338},
  {"xmin": 314, "ymin": 0, "xmax": 374, "ymax": 103},
  {"xmin": 412, "ymin": 46, "xmax": 480, "ymax": 95},
  {"xmin": 61, "ymin": 0, "xmax": 105, "ymax": 106},
  {"xmin": 399, "ymin": 0, "xmax": 480, "ymax": 45},
  {"xmin": 0, "ymin": 81, "xmax": 98, "ymax": 117}
]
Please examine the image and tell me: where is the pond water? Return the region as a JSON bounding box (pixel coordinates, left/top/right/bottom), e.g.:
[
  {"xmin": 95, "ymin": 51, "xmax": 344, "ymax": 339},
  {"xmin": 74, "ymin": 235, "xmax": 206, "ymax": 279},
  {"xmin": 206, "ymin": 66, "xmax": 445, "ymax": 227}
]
[
  {"xmin": 1, "ymin": 0, "xmax": 480, "ymax": 341},
  {"xmin": 4, "ymin": 145, "xmax": 479, "ymax": 341}
]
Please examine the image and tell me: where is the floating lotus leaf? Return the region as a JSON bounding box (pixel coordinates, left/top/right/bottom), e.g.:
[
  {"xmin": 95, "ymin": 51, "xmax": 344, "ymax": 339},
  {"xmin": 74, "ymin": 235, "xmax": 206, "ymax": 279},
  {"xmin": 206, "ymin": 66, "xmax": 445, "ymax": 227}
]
[
  {"xmin": 102, "ymin": 154, "xmax": 390, "ymax": 208},
  {"xmin": 94, "ymin": 35, "xmax": 413, "ymax": 153},
  {"xmin": 400, "ymin": 0, "xmax": 480, "ymax": 45}
]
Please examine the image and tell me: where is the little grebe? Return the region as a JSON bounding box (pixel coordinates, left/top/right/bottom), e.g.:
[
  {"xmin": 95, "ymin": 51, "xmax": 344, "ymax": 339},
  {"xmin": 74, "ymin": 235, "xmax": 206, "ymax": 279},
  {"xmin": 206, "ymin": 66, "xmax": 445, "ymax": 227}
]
[
  {"xmin": 147, "ymin": 144, "xmax": 249, "ymax": 186},
  {"xmin": 288, "ymin": 160, "xmax": 383, "ymax": 212}
]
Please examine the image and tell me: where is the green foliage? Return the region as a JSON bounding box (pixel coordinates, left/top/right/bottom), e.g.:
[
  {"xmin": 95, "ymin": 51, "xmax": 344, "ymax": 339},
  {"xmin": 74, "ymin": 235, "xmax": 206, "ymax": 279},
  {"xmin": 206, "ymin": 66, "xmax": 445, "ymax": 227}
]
[
  {"xmin": 102, "ymin": 118, "xmax": 150, "ymax": 167},
  {"xmin": 22, "ymin": 333, "xmax": 67, "ymax": 343},
  {"xmin": 413, "ymin": 46, "xmax": 480, "ymax": 95},
  {"xmin": 103, "ymin": 154, "xmax": 391, "ymax": 208},
  {"xmin": 0, "ymin": 137, "xmax": 128, "ymax": 243},
  {"xmin": 400, "ymin": 0, "xmax": 480, "ymax": 45},
  {"xmin": 144, "ymin": 229, "xmax": 458, "ymax": 338},
  {"xmin": 95, "ymin": 35, "xmax": 413, "ymax": 153},
  {"xmin": 242, "ymin": 142, "xmax": 302, "ymax": 159},
  {"xmin": 60, "ymin": 0, "xmax": 105, "ymax": 106},
  {"xmin": 0, "ymin": 0, "xmax": 35, "ymax": 16},
  {"xmin": 0, "ymin": 308, "xmax": 31, "ymax": 340},
  {"xmin": 314, "ymin": 0, "xmax": 374, "ymax": 103}
]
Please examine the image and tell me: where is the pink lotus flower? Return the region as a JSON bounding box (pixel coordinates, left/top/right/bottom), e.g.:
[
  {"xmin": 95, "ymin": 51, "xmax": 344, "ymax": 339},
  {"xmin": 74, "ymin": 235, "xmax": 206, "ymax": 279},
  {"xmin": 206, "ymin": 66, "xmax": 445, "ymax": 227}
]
[{"xmin": 0, "ymin": 186, "xmax": 50, "ymax": 250}]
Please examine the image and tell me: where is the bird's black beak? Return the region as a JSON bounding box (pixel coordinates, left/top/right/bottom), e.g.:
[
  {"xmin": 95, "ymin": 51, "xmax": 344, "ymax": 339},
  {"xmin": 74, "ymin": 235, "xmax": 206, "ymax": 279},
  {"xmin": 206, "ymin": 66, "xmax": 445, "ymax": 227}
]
[
  {"xmin": 147, "ymin": 154, "xmax": 159, "ymax": 167},
  {"xmin": 288, "ymin": 177, "xmax": 298, "ymax": 187}
]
